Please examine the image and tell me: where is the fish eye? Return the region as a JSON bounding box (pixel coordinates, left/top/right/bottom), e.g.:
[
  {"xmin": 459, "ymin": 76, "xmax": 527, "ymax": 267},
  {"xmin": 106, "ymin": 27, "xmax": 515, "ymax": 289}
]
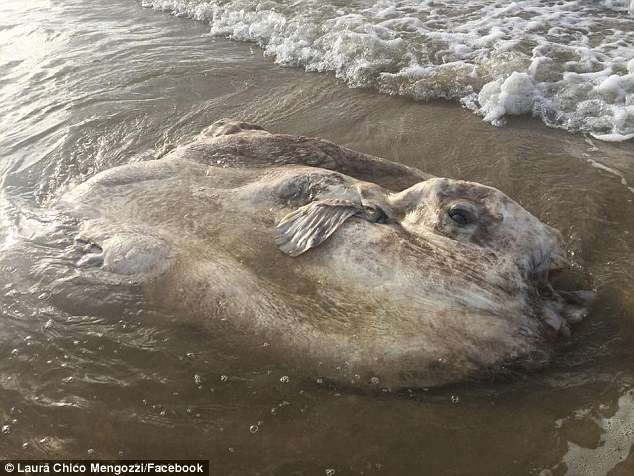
[{"xmin": 447, "ymin": 203, "xmax": 477, "ymax": 226}]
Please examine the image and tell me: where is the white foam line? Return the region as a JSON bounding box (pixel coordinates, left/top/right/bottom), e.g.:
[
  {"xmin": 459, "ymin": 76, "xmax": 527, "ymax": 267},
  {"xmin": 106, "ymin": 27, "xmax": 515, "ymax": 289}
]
[
  {"xmin": 586, "ymin": 157, "xmax": 634, "ymax": 195},
  {"xmin": 138, "ymin": 0, "xmax": 634, "ymax": 142}
]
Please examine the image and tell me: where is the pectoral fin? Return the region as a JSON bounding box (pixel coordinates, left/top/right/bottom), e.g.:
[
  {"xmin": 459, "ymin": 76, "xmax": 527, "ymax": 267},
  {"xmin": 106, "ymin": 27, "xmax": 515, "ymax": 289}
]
[{"xmin": 275, "ymin": 199, "xmax": 364, "ymax": 257}]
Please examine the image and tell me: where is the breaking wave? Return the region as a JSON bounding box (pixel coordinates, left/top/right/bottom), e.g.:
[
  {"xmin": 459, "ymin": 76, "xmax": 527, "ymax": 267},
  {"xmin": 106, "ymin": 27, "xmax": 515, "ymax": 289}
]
[{"xmin": 141, "ymin": 0, "xmax": 634, "ymax": 141}]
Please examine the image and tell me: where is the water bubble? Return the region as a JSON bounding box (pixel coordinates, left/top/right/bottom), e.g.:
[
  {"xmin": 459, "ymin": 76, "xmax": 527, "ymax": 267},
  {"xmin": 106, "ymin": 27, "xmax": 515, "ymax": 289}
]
[
  {"xmin": 325, "ymin": 469, "xmax": 336, "ymax": 476},
  {"xmin": 249, "ymin": 424, "xmax": 259, "ymax": 434},
  {"xmin": 369, "ymin": 376, "xmax": 380, "ymax": 385},
  {"xmin": 280, "ymin": 376, "xmax": 290, "ymax": 383},
  {"xmin": 220, "ymin": 375, "xmax": 229, "ymax": 382},
  {"xmin": 1, "ymin": 425, "xmax": 10, "ymax": 435}
]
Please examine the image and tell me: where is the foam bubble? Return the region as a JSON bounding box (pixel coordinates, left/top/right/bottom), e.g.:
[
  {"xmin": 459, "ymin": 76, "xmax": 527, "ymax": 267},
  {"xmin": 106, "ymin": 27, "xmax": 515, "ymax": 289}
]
[
  {"xmin": 560, "ymin": 390, "xmax": 634, "ymax": 475},
  {"xmin": 140, "ymin": 0, "xmax": 634, "ymax": 141}
]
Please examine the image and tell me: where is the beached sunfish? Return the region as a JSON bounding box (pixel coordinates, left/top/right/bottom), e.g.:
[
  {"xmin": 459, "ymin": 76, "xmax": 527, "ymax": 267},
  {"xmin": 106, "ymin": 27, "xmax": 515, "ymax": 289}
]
[{"xmin": 52, "ymin": 119, "xmax": 593, "ymax": 388}]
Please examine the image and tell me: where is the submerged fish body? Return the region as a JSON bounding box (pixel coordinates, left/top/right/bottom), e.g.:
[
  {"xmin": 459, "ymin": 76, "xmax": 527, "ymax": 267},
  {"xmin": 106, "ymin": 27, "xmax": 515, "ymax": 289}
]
[{"xmin": 25, "ymin": 120, "xmax": 592, "ymax": 388}]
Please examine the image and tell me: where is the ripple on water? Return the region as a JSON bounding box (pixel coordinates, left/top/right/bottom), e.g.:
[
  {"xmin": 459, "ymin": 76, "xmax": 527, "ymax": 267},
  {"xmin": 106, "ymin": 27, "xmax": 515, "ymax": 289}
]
[{"xmin": 142, "ymin": 0, "xmax": 634, "ymax": 141}]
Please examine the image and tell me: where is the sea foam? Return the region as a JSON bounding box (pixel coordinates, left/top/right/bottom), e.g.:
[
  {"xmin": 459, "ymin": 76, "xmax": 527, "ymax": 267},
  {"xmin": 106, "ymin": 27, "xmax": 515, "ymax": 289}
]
[{"xmin": 140, "ymin": 0, "xmax": 634, "ymax": 141}]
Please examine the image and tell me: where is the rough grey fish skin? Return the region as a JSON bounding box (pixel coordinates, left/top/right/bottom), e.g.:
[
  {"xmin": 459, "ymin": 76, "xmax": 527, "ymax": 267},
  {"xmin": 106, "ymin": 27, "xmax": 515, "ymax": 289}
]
[{"xmin": 14, "ymin": 120, "xmax": 593, "ymax": 388}]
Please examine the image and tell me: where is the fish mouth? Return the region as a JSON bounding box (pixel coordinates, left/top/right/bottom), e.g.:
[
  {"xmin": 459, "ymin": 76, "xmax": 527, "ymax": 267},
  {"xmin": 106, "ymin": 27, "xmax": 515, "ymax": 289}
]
[{"xmin": 532, "ymin": 255, "xmax": 595, "ymax": 337}]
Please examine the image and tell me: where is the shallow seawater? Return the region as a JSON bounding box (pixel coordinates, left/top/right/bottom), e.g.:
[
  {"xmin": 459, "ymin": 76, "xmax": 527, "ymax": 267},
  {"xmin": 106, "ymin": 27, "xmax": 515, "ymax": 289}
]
[
  {"xmin": 0, "ymin": 0, "xmax": 634, "ymax": 475},
  {"xmin": 144, "ymin": 0, "xmax": 634, "ymax": 140}
]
